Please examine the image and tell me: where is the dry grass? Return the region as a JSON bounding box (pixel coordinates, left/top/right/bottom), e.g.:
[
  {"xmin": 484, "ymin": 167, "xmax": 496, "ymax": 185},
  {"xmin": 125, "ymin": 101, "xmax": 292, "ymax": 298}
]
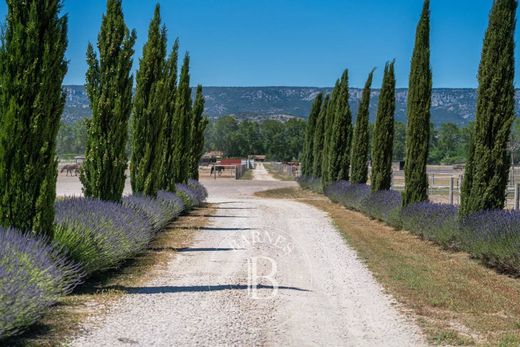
[
  {"xmin": 239, "ymin": 169, "xmax": 254, "ymax": 180},
  {"xmin": 257, "ymin": 187, "xmax": 520, "ymax": 346},
  {"xmin": 263, "ymin": 163, "xmax": 296, "ymax": 181},
  {"xmin": 6, "ymin": 204, "xmax": 216, "ymax": 347}
]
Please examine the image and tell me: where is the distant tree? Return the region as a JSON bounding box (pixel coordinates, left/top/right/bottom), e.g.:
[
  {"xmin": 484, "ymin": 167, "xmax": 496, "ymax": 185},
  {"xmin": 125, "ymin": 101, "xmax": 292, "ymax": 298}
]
[
  {"xmin": 172, "ymin": 53, "xmax": 192, "ymax": 183},
  {"xmin": 130, "ymin": 5, "xmax": 167, "ymax": 196},
  {"xmin": 283, "ymin": 118, "xmax": 307, "ymax": 161},
  {"xmin": 393, "ymin": 121, "xmax": 406, "ymax": 162},
  {"xmin": 351, "ymin": 70, "xmax": 374, "ymax": 184},
  {"xmin": 190, "ymin": 85, "xmax": 208, "ymax": 179},
  {"xmin": 371, "ymin": 61, "xmax": 396, "ymax": 191},
  {"xmin": 327, "ymin": 70, "xmax": 353, "ymax": 183},
  {"xmin": 0, "ymin": 0, "xmax": 67, "ymax": 234},
  {"xmin": 460, "ymin": 0, "xmax": 517, "ymax": 216},
  {"xmin": 321, "ymin": 80, "xmax": 340, "ymax": 184},
  {"xmin": 313, "ymin": 95, "xmax": 330, "ymax": 177},
  {"xmin": 81, "ymin": 0, "xmax": 136, "ymax": 201},
  {"xmin": 159, "ymin": 39, "xmax": 179, "ymax": 192},
  {"xmin": 57, "ymin": 119, "xmax": 89, "ymax": 156},
  {"xmin": 403, "ymin": 0, "xmax": 432, "ymax": 206},
  {"xmin": 302, "ymin": 93, "xmax": 323, "ymax": 176}
]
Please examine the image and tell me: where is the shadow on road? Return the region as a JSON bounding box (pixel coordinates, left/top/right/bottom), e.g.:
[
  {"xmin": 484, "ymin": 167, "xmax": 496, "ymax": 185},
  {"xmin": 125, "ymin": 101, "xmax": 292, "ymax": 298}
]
[{"xmin": 105, "ymin": 284, "xmax": 311, "ymax": 294}]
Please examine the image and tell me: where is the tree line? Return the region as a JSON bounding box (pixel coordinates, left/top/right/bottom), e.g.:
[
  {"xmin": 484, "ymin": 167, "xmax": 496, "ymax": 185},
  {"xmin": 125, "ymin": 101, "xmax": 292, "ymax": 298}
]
[
  {"xmin": 0, "ymin": 0, "xmax": 207, "ymax": 236},
  {"xmin": 204, "ymin": 116, "xmax": 306, "ymax": 161},
  {"xmin": 302, "ymin": 0, "xmax": 517, "ymax": 218}
]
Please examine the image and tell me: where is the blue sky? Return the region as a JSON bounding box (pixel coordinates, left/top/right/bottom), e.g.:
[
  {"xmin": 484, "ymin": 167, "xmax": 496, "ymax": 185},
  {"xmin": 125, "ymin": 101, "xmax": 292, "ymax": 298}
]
[{"xmin": 0, "ymin": 0, "xmax": 517, "ymax": 88}]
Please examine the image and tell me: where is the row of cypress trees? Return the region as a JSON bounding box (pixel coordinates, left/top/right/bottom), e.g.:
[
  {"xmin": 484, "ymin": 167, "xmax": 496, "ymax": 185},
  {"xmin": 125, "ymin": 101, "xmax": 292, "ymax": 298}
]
[
  {"xmin": 0, "ymin": 0, "xmax": 207, "ymax": 237},
  {"xmin": 302, "ymin": 0, "xmax": 517, "ymax": 217},
  {"xmin": 82, "ymin": 1, "xmax": 208, "ymax": 202}
]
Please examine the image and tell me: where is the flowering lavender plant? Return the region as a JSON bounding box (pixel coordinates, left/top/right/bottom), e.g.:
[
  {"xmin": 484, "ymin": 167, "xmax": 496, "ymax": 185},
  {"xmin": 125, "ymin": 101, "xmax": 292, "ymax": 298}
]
[
  {"xmin": 401, "ymin": 202, "xmax": 459, "ymax": 248},
  {"xmin": 175, "ymin": 184, "xmax": 200, "ymax": 209},
  {"xmin": 188, "ymin": 179, "xmax": 208, "ymax": 202},
  {"xmin": 157, "ymin": 191, "xmax": 185, "ymax": 220},
  {"xmin": 123, "ymin": 195, "xmax": 173, "ymax": 231},
  {"xmin": 325, "ymin": 181, "xmax": 371, "ymax": 211},
  {"xmin": 359, "ymin": 189, "xmax": 402, "ymax": 228},
  {"xmin": 0, "ymin": 228, "xmax": 82, "ymax": 338},
  {"xmin": 55, "ymin": 198, "xmax": 153, "ymax": 274},
  {"xmin": 460, "ymin": 209, "xmax": 520, "ymax": 274},
  {"xmin": 297, "ymin": 176, "xmax": 323, "ymax": 193}
]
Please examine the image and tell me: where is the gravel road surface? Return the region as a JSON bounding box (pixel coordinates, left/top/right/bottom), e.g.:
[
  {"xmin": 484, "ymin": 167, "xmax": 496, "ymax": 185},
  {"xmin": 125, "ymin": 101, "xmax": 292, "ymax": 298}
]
[{"xmin": 70, "ymin": 168, "xmax": 425, "ymax": 346}]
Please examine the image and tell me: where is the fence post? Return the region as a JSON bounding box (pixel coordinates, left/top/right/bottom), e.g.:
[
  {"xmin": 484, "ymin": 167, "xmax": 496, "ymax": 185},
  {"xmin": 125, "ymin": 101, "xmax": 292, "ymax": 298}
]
[
  {"xmin": 515, "ymin": 183, "xmax": 520, "ymax": 210},
  {"xmin": 449, "ymin": 176, "xmax": 454, "ymax": 205},
  {"xmin": 432, "ymin": 173, "xmax": 435, "ymax": 186}
]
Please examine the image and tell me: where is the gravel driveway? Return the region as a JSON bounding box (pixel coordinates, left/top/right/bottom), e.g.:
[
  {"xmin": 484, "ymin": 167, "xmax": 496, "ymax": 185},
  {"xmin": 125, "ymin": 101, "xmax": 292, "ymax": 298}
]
[{"xmin": 70, "ymin": 170, "xmax": 425, "ymax": 346}]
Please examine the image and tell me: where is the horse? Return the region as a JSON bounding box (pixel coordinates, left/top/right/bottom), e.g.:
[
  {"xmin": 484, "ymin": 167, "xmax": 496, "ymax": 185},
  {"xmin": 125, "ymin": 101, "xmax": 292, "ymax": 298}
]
[
  {"xmin": 61, "ymin": 164, "xmax": 81, "ymax": 176},
  {"xmin": 210, "ymin": 165, "xmax": 225, "ymax": 176}
]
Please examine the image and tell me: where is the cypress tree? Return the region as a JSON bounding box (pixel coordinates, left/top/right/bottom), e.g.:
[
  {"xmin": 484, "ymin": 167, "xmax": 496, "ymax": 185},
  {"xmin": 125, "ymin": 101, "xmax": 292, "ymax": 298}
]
[
  {"xmin": 327, "ymin": 70, "xmax": 353, "ymax": 182},
  {"xmin": 0, "ymin": 0, "xmax": 67, "ymax": 234},
  {"xmin": 172, "ymin": 53, "xmax": 192, "ymax": 184},
  {"xmin": 130, "ymin": 4, "xmax": 167, "ymax": 196},
  {"xmin": 460, "ymin": 0, "xmax": 517, "ymax": 216},
  {"xmin": 403, "ymin": 0, "xmax": 432, "ymax": 206},
  {"xmin": 302, "ymin": 93, "xmax": 323, "ymax": 176},
  {"xmin": 371, "ymin": 62, "xmax": 396, "ymax": 191},
  {"xmin": 351, "ymin": 70, "xmax": 374, "ymax": 184},
  {"xmin": 321, "ymin": 80, "xmax": 340, "ymax": 184},
  {"xmin": 81, "ymin": 0, "xmax": 136, "ymax": 202},
  {"xmin": 312, "ymin": 95, "xmax": 330, "ymax": 177},
  {"xmin": 159, "ymin": 39, "xmax": 179, "ymax": 192},
  {"xmin": 189, "ymin": 85, "xmax": 208, "ymax": 180}
]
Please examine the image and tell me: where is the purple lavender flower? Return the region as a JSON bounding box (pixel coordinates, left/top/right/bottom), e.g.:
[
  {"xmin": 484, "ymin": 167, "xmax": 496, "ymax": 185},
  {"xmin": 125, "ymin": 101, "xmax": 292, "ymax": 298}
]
[
  {"xmin": 157, "ymin": 191, "xmax": 185, "ymax": 219},
  {"xmin": 175, "ymin": 184, "xmax": 200, "ymax": 209},
  {"xmin": 55, "ymin": 197, "xmax": 153, "ymax": 274},
  {"xmin": 359, "ymin": 189, "xmax": 402, "ymax": 227},
  {"xmin": 187, "ymin": 179, "xmax": 208, "ymax": 202},
  {"xmin": 297, "ymin": 176, "xmax": 323, "ymax": 193},
  {"xmin": 0, "ymin": 228, "xmax": 82, "ymax": 338},
  {"xmin": 401, "ymin": 202, "xmax": 459, "ymax": 248},
  {"xmin": 123, "ymin": 195, "xmax": 172, "ymax": 231},
  {"xmin": 325, "ymin": 181, "xmax": 371, "ymax": 211}
]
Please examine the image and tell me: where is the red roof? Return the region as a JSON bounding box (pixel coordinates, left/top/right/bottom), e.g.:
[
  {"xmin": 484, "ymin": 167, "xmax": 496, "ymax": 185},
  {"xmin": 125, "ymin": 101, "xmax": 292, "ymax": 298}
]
[{"xmin": 220, "ymin": 158, "xmax": 242, "ymax": 165}]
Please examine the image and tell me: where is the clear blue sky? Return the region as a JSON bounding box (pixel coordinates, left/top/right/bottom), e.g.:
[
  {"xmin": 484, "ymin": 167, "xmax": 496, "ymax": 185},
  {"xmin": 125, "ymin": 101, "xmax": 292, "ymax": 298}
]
[{"xmin": 0, "ymin": 0, "xmax": 517, "ymax": 88}]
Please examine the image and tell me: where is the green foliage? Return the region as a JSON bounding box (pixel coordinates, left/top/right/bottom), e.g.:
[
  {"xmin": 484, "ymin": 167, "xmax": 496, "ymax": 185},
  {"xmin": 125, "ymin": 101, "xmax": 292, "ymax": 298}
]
[
  {"xmin": 131, "ymin": 5, "xmax": 167, "ymax": 196},
  {"xmin": 312, "ymin": 96, "xmax": 330, "ymax": 177},
  {"xmin": 371, "ymin": 62, "xmax": 396, "ymax": 191},
  {"xmin": 327, "ymin": 70, "xmax": 353, "ymax": 183},
  {"xmin": 56, "ymin": 119, "xmax": 88, "ymax": 157},
  {"xmin": 321, "ymin": 80, "xmax": 340, "ymax": 184},
  {"xmin": 159, "ymin": 39, "xmax": 179, "ymax": 192},
  {"xmin": 460, "ymin": 0, "xmax": 517, "ymax": 216},
  {"xmin": 403, "ymin": 0, "xmax": 432, "ymax": 206},
  {"xmin": 301, "ymin": 93, "xmax": 323, "ymax": 176},
  {"xmin": 351, "ymin": 70, "xmax": 374, "ymax": 184},
  {"xmin": 429, "ymin": 123, "xmax": 470, "ymax": 164},
  {"xmin": 80, "ymin": 0, "xmax": 136, "ymax": 202},
  {"xmin": 190, "ymin": 85, "xmax": 208, "ymax": 180},
  {"xmin": 0, "ymin": 0, "xmax": 68, "ymax": 234},
  {"xmin": 393, "ymin": 121, "xmax": 407, "ymax": 161},
  {"xmin": 172, "ymin": 53, "xmax": 192, "ymax": 184}
]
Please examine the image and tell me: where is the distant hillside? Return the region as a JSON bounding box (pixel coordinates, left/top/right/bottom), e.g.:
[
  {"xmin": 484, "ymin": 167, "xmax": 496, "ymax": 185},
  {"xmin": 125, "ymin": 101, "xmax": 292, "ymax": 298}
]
[{"xmin": 62, "ymin": 85, "xmax": 520, "ymax": 126}]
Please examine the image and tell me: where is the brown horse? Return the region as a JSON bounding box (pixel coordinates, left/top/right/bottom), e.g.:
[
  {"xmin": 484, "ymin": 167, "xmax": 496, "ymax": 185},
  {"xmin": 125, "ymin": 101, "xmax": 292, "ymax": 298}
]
[{"xmin": 61, "ymin": 164, "xmax": 81, "ymax": 176}]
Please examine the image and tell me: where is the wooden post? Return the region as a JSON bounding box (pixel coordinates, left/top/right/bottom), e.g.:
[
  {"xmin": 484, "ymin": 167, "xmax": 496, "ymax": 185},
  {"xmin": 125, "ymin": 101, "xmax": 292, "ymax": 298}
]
[
  {"xmin": 458, "ymin": 175, "xmax": 462, "ymax": 205},
  {"xmin": 431, "ymin": 173, "xmax": 435, "ymax": 186},
  {"xmin": 515, "ymin": 183, "xmax": 520, "ymax": 210},
  {"xmin": 449, "ymin": 176, "xmax": 454, "ymax": 205}
]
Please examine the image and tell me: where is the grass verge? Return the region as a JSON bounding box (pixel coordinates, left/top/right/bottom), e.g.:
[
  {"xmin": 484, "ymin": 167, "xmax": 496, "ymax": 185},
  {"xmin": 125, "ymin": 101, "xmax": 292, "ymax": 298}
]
[
  {"xmin": 257, "ymin": 187, "xmax": 520, "ymax": 346},
  {"xmin": 239, "ymin": 169, "xmax": 254, "ymax": 180},
  {"xmin": 263, "ymin": 163, "xmax": 295, "ymax": 181},
  {"xmin": 5, "ymin": 204, "xmax": 216, "ymax": 347}
]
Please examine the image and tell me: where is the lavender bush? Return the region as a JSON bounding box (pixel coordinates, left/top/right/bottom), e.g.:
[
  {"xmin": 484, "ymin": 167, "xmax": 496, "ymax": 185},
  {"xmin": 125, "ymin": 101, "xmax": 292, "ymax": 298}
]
[
  {"xmin": 157, "ymin": 191, "xmax": 185, "ymax": 220},
  {"xmin": 188, "ymin": 179, "xmax": 208, "ymax": 203},
  {"xmin": 325, "ymin": 181, "xmax": 371, "ymax": 211},
  {"xmin": 55, "ymin": 198, "xmax": 153, "ymax": 274},
  {"xmin": 359, "ymin": 189, "xmax": 402, "ymax": 228},
  {"xmin": 176, "ymin": 183, "xmax": 200, "ymax": 209},
  {"xmin": 460, "ymin": 210, "xmax": 520, "ymax": 274},
  {"xmin": 0, "ymin": 228, "xmax": 82, "ymax": 338},
  {"xmin": 123, "ymin": 195, "xmax": 173, "ymax": 231},
  {"xmin": 297, "ymin": 176, "xmax": 323, "ymax": 193},
  {"xmin": 401, "ymin": 202, "xmax": 459, "ymax": 248}
]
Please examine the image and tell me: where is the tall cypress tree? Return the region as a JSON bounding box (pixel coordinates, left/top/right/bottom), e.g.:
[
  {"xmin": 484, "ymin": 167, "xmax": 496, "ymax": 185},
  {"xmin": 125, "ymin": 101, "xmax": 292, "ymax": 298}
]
[
  {"xmin": 130, "ymin": 4, "xmax": 167, "ymax": 196},
  {"xmin": 302, "ymin": 93, "xmax": 323, "ymax": 176},
  {"xmin": 351, "ymin": 70, "xmax": 374, "ymax": 184},
  {"xmin": 327, "ymin": 69, "xmax": 353, "ymax": 183},
  {"xmin": 460, "ymin": 0, "xmax": 517, "ymax": 216},
  {"xmin": 0, "ymin": 0, "xmax": 67, "ymax": 234},
  {"xmin": 172, "ymin": 53, "xmax": 192, "ymax": 184},
  {"xmin": 81, "ymin": 0, "xmax": 136, "ymax": 202},
  {"xmin": 312, "ymin": 95, "xmax": 330, "ymax": 177},
  {"xmin": 190, "ymin": 85, "xmax": 208, "ymax": 180},
  {"xmin": 159, "ymin": 39, "xmax": 179, "ymax": 192},
  {"xmin": 403, "ymin": 0, "xmax": 432, "ymax": 206},
  {"xmin": 321, "ymin": 80, "xmax": 340, "ymax": 184},
  {"xmin": 371, "ymin": 62, "xmax": 396, "ymax": 192}
]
